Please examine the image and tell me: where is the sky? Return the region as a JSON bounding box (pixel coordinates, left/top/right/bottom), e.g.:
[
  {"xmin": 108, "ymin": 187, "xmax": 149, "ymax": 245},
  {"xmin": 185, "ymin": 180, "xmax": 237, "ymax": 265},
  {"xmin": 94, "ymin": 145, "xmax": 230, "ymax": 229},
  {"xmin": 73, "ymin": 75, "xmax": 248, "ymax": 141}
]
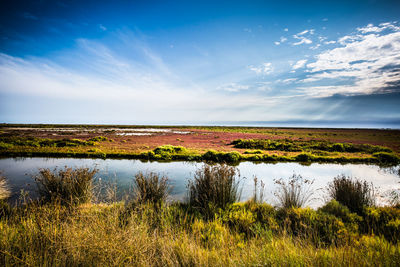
[{"xmin": 1, "ymin": 0, "xmax": 400, "ymax": 128}]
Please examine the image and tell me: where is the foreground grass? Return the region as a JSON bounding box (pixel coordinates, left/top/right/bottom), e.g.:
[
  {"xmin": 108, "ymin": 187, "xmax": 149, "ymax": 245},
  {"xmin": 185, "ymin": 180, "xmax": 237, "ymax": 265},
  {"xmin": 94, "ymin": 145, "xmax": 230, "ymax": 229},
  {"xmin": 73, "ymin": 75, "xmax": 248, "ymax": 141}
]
[
  {"xmin": 1, "ymin": 202, "xmax": 400, "ymax": 266},
  {"xmin": 1, "ymin": 165, "xmax": 400, "ymax": 266}
]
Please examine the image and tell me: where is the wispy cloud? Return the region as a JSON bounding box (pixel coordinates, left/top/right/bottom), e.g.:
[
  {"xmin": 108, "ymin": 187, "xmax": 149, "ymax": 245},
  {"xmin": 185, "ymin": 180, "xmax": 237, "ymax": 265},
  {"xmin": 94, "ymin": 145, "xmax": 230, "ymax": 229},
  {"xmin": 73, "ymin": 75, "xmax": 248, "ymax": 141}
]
[
  {"xmin": 249, "ymin": 62, "xmax": 273, "ymax": 75},
  {"xmin": 217, "ymin": 83, "xmax": 249, "ymax": 92},
  {"xmin": 98, "ymin": 24, "xmax": 107, "ymax": 31},
  {"xmin": 292, "ymin": 30, "xmax": 313, "ymax": 45},
  {"xmin": 292, "ymin": 59, "xmax": 307, "ymax": 69},
  {"xmin": 21, "ymin": 12, "xmax": 38, "ymax": 20}
]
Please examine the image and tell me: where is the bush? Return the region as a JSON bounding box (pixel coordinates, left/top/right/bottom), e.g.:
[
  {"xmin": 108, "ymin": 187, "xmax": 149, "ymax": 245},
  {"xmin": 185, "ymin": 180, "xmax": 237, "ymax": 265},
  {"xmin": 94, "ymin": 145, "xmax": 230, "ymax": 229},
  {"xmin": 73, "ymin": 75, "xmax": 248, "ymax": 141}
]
[
  {"xmin": 327, "ymin": 175, "xmax": 376, "ymax": 215},
  {"xmin": 191, "ymin": 219, "xmax": 231, "ymax": 248},
  {"xmin": 220, "ymin": 202, "xmax": 278, "ymax": 237},
  {"xmin": 295, "ymin": 153, "xmax": 313, "ymax": 162},
  {"xmin": 152, "ymin": 145, "xmax": 188, "ymax": 160},
  {"xmin": 35, "ymin": 167, "xmax": 97, "ymax": 205},
  {"xmin": 154, "ymin": 145, "xmax": 186, "ymax": 154},
  {"xmin": 274, "ymin": 174, "xmax": 314, "ymax": 208},
  {"xmin": 319, "ymin": 200, "xmax": 362, "ymax": 232},
  {"xmin": 188, "ymin": 164, "xmax": 242, "ymax": 218},
  {"xmin": 88, "ymin": 136, "xmax": 113, "ymax": 142},
  {"xmin": 364, "ymin": 206, "xmax": 400, "ymax": 242},
  {"xmin": 202, "ymin": 150, "xmax": 242, "ymax": 163},
  {"xmin": 131, "ymin": 172, "xmax": 171, "ymax": 206},
  {"xmin": 373, "ymin": 152, "xmax": 400, "ymax": 165},
  {"xmin": 278, "ymin": 207, "xmax": 351, "ymax": 246}
]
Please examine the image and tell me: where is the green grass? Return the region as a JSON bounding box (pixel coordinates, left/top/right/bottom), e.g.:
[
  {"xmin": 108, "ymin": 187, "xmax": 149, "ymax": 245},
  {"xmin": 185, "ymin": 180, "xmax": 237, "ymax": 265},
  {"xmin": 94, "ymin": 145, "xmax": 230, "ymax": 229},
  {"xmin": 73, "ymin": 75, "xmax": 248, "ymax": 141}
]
[
  {"xmin": 1, "ymin": 144, "xmax": 399, "ymax": 166},
  {"xmin": 232, "ymin": 138, "xmax": 393, "ymax": 153},
  {"xmin": 0, "ymin": 136, "xmax": 98, "ymax": 148},
  {"xmin": 1, "ymin": 201, "xmax": 400, "ymax": 266}
]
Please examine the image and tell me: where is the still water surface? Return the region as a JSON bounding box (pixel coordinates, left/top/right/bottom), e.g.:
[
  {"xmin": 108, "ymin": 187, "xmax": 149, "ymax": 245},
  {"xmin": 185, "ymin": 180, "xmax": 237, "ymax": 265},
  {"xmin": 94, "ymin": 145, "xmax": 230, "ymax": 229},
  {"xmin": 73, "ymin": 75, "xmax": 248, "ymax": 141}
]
[{"xmin": 1, "ymin": 157, "xmax": 399, "ymax": 207}]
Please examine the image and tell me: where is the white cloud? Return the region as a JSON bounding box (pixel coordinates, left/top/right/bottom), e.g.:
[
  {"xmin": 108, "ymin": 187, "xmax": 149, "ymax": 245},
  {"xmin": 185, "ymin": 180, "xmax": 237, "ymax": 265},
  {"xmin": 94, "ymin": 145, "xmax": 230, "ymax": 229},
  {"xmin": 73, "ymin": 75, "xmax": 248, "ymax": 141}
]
[
  {"xmin": 249, "ymin": 62, "xmax": 273, "ymax": 75},
  {"xmin": 292, "ymin": 59, "xmax": 308, "ymax": 69},
  {"xmin": 300, "ymin": 22, "xmax": 400, "ymax": 97},
  {"xmin": 293, "ymin": 37, "xmax": 312, "ymax": 45},
  {"xmin": 284, "ymin": 28, "xmax": 288, "ymax": 32},
  {"xmin": 356, "ymin": 22, "xmax": 400, "ymax": 34},
  {"xmin": 310, "ymin": 44, "xmax": 321, "ymax": 50},
  {"xmin": 298, "ymin": 30, "xmax": 309, "ymax": 35},
  {"xmin": 281, "ymin": 78, "xmax": 297, "ymax": 84},
  {"xmin": 98, "ymin": 24, "xmax": 107, "ymax": 31},
  {"xmin": 217, "ymin": 83, "xmax": 249, "ymax": 92},
  {"xmin": 324, "ymin": 40, "xmax": 336, "ymax": 45},
  {"xmin": 292, "ymin": 30, "xmax": 314, "ymax": 45},
  {"xmin": 275, "ymin": 37, "xmax": 288, "ymax": 45}
]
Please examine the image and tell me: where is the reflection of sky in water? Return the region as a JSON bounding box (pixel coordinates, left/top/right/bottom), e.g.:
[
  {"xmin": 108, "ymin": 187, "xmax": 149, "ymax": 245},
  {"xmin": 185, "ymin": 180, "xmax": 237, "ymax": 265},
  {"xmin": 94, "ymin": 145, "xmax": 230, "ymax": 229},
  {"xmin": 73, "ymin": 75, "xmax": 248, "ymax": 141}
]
[{"xmin": 1, "ymin": 158, "xmax": 399, "ymax": 208}]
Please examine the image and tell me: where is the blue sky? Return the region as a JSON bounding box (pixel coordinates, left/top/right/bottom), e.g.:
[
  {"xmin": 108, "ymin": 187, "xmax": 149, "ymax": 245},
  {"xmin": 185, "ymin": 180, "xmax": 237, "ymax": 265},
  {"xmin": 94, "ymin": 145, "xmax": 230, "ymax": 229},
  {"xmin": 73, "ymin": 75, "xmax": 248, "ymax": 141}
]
[{"xmin": 1, "ymin": 0, "xmax": 400, "ymax": 127}]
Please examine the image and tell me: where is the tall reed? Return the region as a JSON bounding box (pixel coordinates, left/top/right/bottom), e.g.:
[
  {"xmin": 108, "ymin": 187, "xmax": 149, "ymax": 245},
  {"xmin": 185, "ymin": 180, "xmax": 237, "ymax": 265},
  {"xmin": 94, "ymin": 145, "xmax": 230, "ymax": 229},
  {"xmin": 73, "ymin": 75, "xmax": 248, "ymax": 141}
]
[
  {"xmin": 188, "ymin": 164, "xmax": 242, "ymax": 217},
  {"xmin": 328, "ymin": 175, "xmax": 376, "ymax": 214},
  {"xmin": 35, "ymin": 167, "xmax": 97, "ymax": 205},
  {"xmin": 274, "ymin": 174, "xmax": 314, "ymax": 208},
  {"xmin": 132, "ymin": 172, "xmax": 171, "ymax": 206}
]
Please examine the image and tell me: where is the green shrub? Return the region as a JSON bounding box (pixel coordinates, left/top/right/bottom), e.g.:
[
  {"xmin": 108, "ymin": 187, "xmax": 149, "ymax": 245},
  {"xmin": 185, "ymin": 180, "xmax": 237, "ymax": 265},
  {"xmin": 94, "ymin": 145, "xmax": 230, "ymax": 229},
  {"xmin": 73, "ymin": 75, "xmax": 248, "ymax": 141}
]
[
  {"xmin": 274, "ymin": 174, "xmax": 314, "ymax": 208},
  {"xmin": 154, "ymin": 145, "xmax": 186, "ymax": 154},
  {"xmin": 220, "ymin": 203, "xmax": 256, "ymax": 236},
  {"xmin": 188, "ymin": 164, "xmax": 242, "ymax": 218},
  {"xmin": 231, "ymin": 138, "xmax": 392, "ymax": 154},
  {"xmin": 278, "ymin": 207, "xmax": 351, "ymax": 246},
  {"xmin": 364, "ymin": 207, "xmax": 400, "ymax": 242},
  {"xmin": 131, "ymin": 172, "xmax": 171, "ymax": 207},
  {"xmin": 220, "ymin": 202, "xmax": 278, "ymax": 237},
  {"xmin": 224, "ymin": 151, "xmax": 241, "ymax": 162},
  {"xmin": 295, "ymin": 153, "xmax": 314, "ymax": 162},
  {"xmin": 202, "ymin": 150, "xmax": 242, "ymax": 163},
  {"xmin": 373, "ymin": 152, "xmax": 400, "ymax": 165},
  {"xmin": 35, "ymin": 167, "xmax": 97, "ymax": 205},
  {"xmin": 191, "ymin": 218, "xmax": 231, "ymax": 248},
  {"xmin": 0, "ymin": 137, "xmax": 98, "ymax": 148},
  {"xmin": 243, "ymin": 150, "xmax": 263, "ymax": 154},
  {"xmin": 152, "ymin": 145, "xmax": 187, "ymax": 160},
  {"xmin": 88, "ymin": 136, "xmax": 113, "ymax": 142},
  {"xmin": 0, "ymin": 142, "xmax": 13, "ymax": 149},
  {"xmin": 319, "ymin": 200, "xmax": 362, "ymax": 232},
  {"xmin": 328, "ymin": 175, "xmax": 376, "ymax": 215}
]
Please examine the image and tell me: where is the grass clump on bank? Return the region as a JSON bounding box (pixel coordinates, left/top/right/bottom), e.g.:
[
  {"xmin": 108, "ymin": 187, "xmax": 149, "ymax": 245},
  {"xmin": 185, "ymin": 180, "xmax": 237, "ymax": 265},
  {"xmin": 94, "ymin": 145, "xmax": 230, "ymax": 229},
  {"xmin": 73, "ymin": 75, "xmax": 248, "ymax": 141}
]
[
  {"xmin": 274, "ymin": 174, "xmax": 315, "ymax": 208},
  {"xmin": 35, "ymin": 167, "xmax": 97, "ymax": 205},
  {"xmin": 188, "ymin": 164, "xmax": 242, "ymax": 218},
  {"xmin": 328, "ymin": 175, "xmax": 376, "ymax": 215},
  {"xmin": 131, "ymin": 172, "xmax": 171, "ymax": 206}
]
